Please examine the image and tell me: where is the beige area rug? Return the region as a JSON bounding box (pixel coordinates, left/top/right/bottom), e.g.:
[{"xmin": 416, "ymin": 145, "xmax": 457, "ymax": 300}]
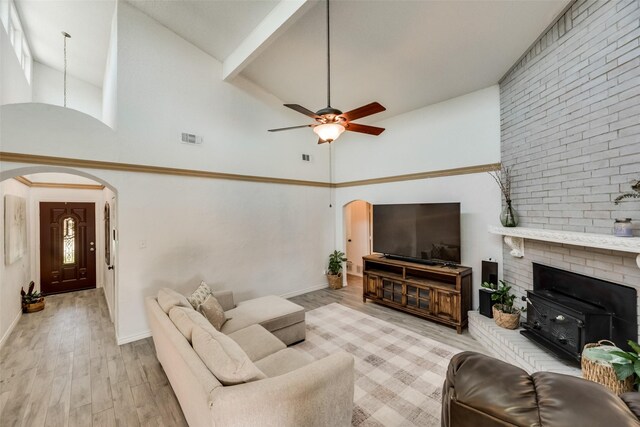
[{"xmin": 295, "ymin": 303, "xmax": 461, "ymax": 427}]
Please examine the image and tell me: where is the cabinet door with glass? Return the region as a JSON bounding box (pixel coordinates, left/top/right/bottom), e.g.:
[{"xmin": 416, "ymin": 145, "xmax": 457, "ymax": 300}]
[
  {"xmin": 381, "ymin": 279, "xmax": 405, "ymax": 305},
  {"xmin": 406, "ymin": 285, "xmax": 431, "ymax": 312}
]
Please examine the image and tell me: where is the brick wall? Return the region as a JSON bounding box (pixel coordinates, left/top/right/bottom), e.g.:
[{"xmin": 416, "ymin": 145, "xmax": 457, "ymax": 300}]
[
  {"xmin": 499, "ymin": 0, "xmax": 640, "ymax": 324},
  {"xmin": 501, "ymin": 0, "xmax": 640, "ymax": 234}
]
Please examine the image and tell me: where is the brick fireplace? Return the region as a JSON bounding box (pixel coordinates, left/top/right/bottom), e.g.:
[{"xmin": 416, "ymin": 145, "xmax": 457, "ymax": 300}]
[{"xmin": 473, "ymin": 0, "xmax": 640, "ymax": 372}]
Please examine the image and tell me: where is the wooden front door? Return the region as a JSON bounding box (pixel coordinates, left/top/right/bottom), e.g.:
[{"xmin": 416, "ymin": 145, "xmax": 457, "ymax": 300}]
[{"xmin": 40, "ymin": 202, "xmax": 96, "ymax": 295}]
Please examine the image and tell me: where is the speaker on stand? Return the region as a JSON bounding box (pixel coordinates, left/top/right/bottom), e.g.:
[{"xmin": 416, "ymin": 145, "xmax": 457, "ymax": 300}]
[{"xmin": 479, "ymin": 259, "xmax": 498, "ymax": 318}]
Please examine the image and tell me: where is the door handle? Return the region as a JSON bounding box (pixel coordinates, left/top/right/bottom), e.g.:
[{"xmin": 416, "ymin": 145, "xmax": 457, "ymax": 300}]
[{"xmin": 108, "ymin": 265, "xmax": 114, "ymax": 270}]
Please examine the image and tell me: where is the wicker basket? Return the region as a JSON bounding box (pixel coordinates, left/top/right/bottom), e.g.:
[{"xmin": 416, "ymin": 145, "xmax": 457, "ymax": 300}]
[
  {"xmin": 582, "ymin": 340, "xmax": 634, "ymax": 395},
  {"xmin": 327, "ymin": 273, "xmax": 343, "ymax": 290},
  {"xmin": 22, "ymin": 298, "xmax": 45, "ymax": 313},
  {"xmin": 492, "ymin": 305, "xmax": 521, "ymax": 329}
]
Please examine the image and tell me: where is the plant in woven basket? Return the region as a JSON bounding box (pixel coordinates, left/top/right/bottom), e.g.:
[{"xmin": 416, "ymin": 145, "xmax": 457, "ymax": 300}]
[
  {"xmin": 490, "ymin": 280, "xmax": 519, "ymax": 314},
  {"xmin": 326, "ymin": 250, "xmax": 347, "ymax": 290},
  {"xmin": 21, "ymin": 281, "xmax": 42, "ymax": 305},
  {"xmin": 610, "ymin": 340, "xmax": 640, "ymax": 388}
]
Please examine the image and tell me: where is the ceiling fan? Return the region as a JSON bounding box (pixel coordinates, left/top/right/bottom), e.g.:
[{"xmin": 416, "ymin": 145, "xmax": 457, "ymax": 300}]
[{"xmin": 268, "ymin": 0, "xmax": 386, "ymax": 144}]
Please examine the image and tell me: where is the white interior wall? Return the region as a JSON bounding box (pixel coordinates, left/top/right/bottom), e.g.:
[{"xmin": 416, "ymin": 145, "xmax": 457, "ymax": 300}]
[
  {"xmin": 0, "ymin": 21, "xmax": 31, "ymax": 105},
  {"xmin": 345, "ymin": 200, "xmax": 370, "ymax": 276},
  {"xmin": 115, "ymin": 2, "xmax": 330, "ymax": 179},
  {"xmin": 334, "ymin": 87, "xmax": 503, "ymax": 307},
  {"xmin": 0, "ymin": 179, "xmax": 30, "ymax": 348},
  {"xmin": 334, "ymin": 86, "xmax": 501, "ymax": 182},
  {"xmin": 32, "ymin": 62, "xmax": 102, "ymax": 122},
  {"xmin": 102, "ymin": 2, "xmax": 117, "ymax": 129}
]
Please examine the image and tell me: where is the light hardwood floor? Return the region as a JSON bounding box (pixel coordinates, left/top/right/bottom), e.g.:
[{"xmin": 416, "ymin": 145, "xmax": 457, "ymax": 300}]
[
  {"xmin": 1, "ymin": 277, "xmax": 485, "ymax": 426},
  {"xmin": 0, "ymin": 289, "xmax": 187, "ymax": 427}
]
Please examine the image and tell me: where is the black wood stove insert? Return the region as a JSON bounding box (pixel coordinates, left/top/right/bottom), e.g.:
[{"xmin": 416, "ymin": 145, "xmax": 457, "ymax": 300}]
[{"xmin": 521, "ymin": 263, "xmax": 637, "ymax": 364}]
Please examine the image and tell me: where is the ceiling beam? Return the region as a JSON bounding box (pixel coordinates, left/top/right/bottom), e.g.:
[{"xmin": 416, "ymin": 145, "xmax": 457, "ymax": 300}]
[{"xmin": 222, "ymin": 0, "xmax": 312, "ymax": 81}]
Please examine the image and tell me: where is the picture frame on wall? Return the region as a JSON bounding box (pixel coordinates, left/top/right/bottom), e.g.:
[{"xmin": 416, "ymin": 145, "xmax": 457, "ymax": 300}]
[{"xmin": 4, "ymin": 195, "xmax": 27, "ymax": 265}]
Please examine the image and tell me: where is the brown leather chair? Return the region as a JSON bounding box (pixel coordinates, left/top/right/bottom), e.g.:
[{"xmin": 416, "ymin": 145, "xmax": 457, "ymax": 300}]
[{"xmin": 442, "ymin": 351, "xmax": 640, "ymax": 427}]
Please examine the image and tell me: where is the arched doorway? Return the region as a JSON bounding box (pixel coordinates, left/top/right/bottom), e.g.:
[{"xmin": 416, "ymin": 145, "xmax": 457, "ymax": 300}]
[
  {"xmin": 0, "ymin": 166, "xmax": 118, "ymax": 329},
  {"xmin": 343, "ymin": 200, "xmax": 372, "ymax": 285}
]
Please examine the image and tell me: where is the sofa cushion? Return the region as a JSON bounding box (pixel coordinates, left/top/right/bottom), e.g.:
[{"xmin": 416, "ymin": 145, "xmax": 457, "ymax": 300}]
[
  {"xmin": 192, "ymin": 326, "xmax": 266, "ymax": 386},
  {"xmin": 228, "ymin": 324, "xmax": 286, "ymax": 362},
  {"xmin": 221, "ymin": 296, "xmax": 305, "ymax": 335},
  {"xmin": 198, "ymin": 295, "xmax": 227, "ymax": 331},
  {"xmin": 169, "ymin": 306, "xmax": 218, "ymax": 343},
  {"xmin": 157, "ymin": 288, "xmax": 192, "ymax": 314},
  {"xmin": 254, "ymin": 348, "xmax": 313, "ymax": 378},
  {"xmin": 187, "ymin": 281, "xmax": 212, "ymax": 309}
]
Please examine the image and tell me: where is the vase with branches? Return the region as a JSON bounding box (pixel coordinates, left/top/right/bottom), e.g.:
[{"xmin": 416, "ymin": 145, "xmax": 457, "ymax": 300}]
[
  {"xmin": 489, "ymin": 166, "xmax": 519, "ymax": 227},
  {"xmin": 614, "ymin": 180, "xmax": 640, "ymax": 205}
]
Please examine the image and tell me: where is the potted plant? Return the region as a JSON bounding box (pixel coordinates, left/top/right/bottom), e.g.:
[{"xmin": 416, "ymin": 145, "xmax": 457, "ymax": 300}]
[
  {"xmin": 490, "ymin": 280, "xmax": 522, "ymax": 329},
  {"xmin": 21, "ymin": 281, "xmax": 44, "ymax": 313},
  {"xmin": 608, "ymin": 340, "xmax": 640, "ymax": 388},
  {"xmin": 327, "ymin": 250, "xmax": 347, "ymax": 290},
  {"xmin": 489, "ymin": 166, "xmax": 518, "ymax": 227},
  {"xmin": 612, "ymin": 180, "xmax": 639, "ymax": 237}
]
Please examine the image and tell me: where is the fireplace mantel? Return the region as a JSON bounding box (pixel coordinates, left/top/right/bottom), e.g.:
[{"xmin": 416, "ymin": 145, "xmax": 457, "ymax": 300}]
[{"xmin": 488, "ymin": 226, "xmax": 640, "ymax": 268}]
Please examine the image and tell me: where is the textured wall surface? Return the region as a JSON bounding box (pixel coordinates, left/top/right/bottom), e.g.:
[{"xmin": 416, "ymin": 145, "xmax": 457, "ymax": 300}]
[
  {"xmin": 501, "ymin": 0, "xmax": 639, "ymax": 234},
  {"xmin": 499, "ymin": 0, "xmax": 640, "ymax": 326}
]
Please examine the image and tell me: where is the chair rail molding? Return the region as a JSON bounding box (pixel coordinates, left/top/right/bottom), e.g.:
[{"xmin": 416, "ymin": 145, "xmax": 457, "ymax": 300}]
[{"xmin": 488, "ymin": 226, "xmax": 640, "ymax": 268}]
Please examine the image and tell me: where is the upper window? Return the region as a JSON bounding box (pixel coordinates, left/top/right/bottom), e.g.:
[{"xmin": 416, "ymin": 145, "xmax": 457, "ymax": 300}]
[{"xmin": 1, "ymin": 0, "xmax": 31, "ymax": 83}]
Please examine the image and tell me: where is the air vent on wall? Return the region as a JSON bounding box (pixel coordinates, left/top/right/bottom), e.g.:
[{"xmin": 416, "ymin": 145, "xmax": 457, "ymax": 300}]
[{"xmin": 181, "ymin": 133, "xmax": 203, "ymax": 145}]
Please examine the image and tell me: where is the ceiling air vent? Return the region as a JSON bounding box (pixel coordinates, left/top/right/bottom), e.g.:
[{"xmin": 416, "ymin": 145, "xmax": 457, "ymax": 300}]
[{"xmin": 181, "ymin": 133, "xmax": 203, "ymax": 145}]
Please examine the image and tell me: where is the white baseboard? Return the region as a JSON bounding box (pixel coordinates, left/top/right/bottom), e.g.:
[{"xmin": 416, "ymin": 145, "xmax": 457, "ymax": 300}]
[
  {"xmin": 0, "ymin": 311, "xmax": 22, "ymax": 350},
  {"xmin": 280, "ymin": 283, "xmax": 329, "ymax": 299},
  {"xmin": 117, "ymin": 330, "xmax": 151, "ymax": 345}
]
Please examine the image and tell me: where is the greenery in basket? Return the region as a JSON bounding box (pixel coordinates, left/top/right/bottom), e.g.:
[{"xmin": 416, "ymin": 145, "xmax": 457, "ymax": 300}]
[
  {"xmin": 21, "ymin": 281, "xmax": 42, "ymax": 305},
  {"xmin": 327, "ymin": 250, "xmax": 347, "ymax": 276},
  {"xmin": 610, "ymin": 340, "xmax": 640, "ymax": 387},
  {"xmin": 614, "ymin": 180, "xmax": 640, "ymax": 205},
  {"xmin": 482, "ymin": 280, "xmax": 522, "ymax": 314}
]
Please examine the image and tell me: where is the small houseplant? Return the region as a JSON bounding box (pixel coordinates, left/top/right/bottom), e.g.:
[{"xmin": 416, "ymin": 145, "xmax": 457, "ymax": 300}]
[
  {"xmin": 610, "ymin": 340, "xmax": 640, "ymax": 390},
  {"xmin": 612, "ymin": 180, "xmax": 639, "ymax": 237},
  {"xmin": 487, "ymin": 280, "xmax": 522, "ymax": 329},
  {"xmin": 21, "ymin": 281, "xmax": 45, "ymax": 313},
  {"xmin": 327, "ymin": 250, "xmax": 347, "ymax": 290},
  {"xmin": 489, "ymin": 166, "xmax": 518, "ymax": 227}
]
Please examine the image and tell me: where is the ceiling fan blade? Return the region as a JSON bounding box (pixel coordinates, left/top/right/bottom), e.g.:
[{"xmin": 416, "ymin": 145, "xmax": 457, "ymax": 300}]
[
  {"xmin": 341, "ymin": 102, "xmax": 386, "ymax": 122},
  {"xmin": 268, "ymin": 124, "xmax": 313, "ymax": 132},
  {"xmin": 345, "ymin": 123, "xmax": 385, "ymax": 136},
  {"xmin": 284, "ymin": 104, "xmax": 320, "ymax": 119}
]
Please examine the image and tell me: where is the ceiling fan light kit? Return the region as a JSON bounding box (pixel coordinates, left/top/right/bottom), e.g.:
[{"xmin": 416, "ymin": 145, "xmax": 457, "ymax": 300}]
[
  {"xmin": 313, "ymin": 123, "xmax": 345, "ymax": 143},
  {"xmin": 268, "ymin": 0, "xmax": 386, "ymax": 144}
]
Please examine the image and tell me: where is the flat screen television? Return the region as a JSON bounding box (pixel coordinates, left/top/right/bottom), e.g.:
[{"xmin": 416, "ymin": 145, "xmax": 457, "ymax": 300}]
[{"xmin": 372, "ymin": 203, "xmax": 461, "ymax": 263}]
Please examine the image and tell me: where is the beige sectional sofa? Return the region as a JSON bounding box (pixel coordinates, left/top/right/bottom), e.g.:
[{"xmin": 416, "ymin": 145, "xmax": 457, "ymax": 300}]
[{"xmin": 145, "ymin": 289, "xmax": 355, "ymax": 427}]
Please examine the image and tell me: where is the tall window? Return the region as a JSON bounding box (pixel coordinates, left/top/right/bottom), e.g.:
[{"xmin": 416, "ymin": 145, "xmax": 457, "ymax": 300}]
[
  {"xmin": 63, "ymin": 217, "xmax": 76, "ymax": 264},
  {"xmin": 1, "ymin": 0, "xmax": 31, "ymax": 83}
]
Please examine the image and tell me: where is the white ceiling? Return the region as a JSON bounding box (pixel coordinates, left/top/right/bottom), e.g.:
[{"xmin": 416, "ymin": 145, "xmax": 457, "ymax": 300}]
[
  {"xmin": 22, "ymin": 172, "xmax": 101, "ymax": 185},
  {"xmin": 125, "ymin": 0, "xmax": 280, "ymax": 62},
  {"xmin": 16, "ymin": 0, "xmax": 115, "ymax": 87},
  {"xmin": 15, "ymin": 0, "xmax": 570, "ymax": 116},
  {"xmin": 241, "ymin": 0, "xmax": 571, "ymax": 120}
]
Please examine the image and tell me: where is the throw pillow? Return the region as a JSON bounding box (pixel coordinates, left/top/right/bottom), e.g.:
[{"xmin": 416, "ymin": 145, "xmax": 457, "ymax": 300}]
[
  {"xmin": 192, "ymin": 326, "xmax": 266, "ymax": 386},
  {"xmin": 169, "ymin": 306, "xmax": 217, "ymax": 343},
  {"xmin": 187, "ymin": 281, "xmax": 212, "ymax": 309},
  {"xmin": 157, "ymin": 288, "xmax": 192, "ymax": 314},
  {"xmin": 198, "ymin": 295, "xmax": 227, "ymax": 331}
]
